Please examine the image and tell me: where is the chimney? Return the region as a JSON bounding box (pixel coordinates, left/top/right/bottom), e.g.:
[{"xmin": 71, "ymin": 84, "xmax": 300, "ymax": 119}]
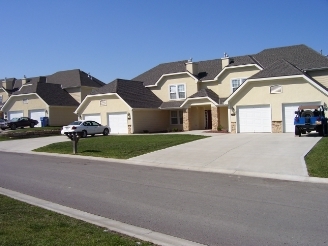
[
  {"xmin": 22, "ymin": 75, "xmax": 27, "ymax": 85},
  {"xmin": 221, "ymin": 52, "xmax": 231, "ymax": 68},
  {"xmin": 2, "ymin": 77, "xmax": 13, "ymax": 90},
  {"xmin": 185, "ymin": 58, "xmax": 199, "ymax": 75}
]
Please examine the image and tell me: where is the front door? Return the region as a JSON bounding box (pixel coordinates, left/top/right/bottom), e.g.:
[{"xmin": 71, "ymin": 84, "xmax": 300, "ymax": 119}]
[{"xmin": 205, "ymin": 110, "xmax": 212, "ymax": 129}]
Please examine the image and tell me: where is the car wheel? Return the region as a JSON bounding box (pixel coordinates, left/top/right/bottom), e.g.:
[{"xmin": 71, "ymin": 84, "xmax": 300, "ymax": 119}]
[
  {"xmin": 81, "ymin": 130, "xmax": 87, "ymax": 138},
  {"xmin": 295, "ymin": 126, "xmax": 301, "ymax": 137},
  {"xmin": 30, "ymin": 123, "xmax": 35, "ymax": 128},
  {"xmin": 103, "ymin": 128, "xmax": 109, "ymax": 136},
  {"xmin": 1, "ymin": 128, "xmax": 5, "ymax": 130},
  {"xmin": 11, "ymin": 124, "xmax": 17, "ymax": 130}
]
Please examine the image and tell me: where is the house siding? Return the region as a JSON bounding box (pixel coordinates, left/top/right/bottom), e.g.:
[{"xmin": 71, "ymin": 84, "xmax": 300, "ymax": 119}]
[
  {"xmin": 133, "ymin": 109, "xmax": 169, "ymax": 133},
  {"xmin": 201, "ymin": 66, "xmax": 260, "ymax": 98},
  {"xmin": 4, "ymin": 94, "xmax": 47, "ymax": 116},
  {"xmin": 49, "ymin": 106, "xmax": 77, "ymax": 126},
  {"xmin": 149, "ymin": 74, "xmax": 198, "ymax": 102},
  {"xmin": 65, "ymin": 87, "xmax": 81, "ymax": 103},
  {"xmin": 80, "ymin": 95, "xmax": 130, "ymax": 125},
  {"xmin": 229, "ymin": 77, "xmax": 328, "ymax": 123},
  {"xmin": 308, "ymin": 70, "xmax": 328, "ymax": 88}
]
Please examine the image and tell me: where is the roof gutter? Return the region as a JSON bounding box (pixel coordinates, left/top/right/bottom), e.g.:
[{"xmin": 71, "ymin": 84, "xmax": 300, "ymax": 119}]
[{"xmin": 303, "ymin": 67, "xmax": 328, "ymax": 72}]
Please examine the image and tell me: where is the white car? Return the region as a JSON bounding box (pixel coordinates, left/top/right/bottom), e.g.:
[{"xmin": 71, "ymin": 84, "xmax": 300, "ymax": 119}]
[{"xmin": 61, "ymin": 120, "xmax": 109, "ymax": 138}]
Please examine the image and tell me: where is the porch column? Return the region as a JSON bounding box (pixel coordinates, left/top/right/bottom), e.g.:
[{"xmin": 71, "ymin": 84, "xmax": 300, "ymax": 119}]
[
  {"xmin": 211, "ymin": 106, "xmax": 220, "ymax": 131},
  {"xmin": 183, "ymin": 108, "xmax": 191, "ymax": 131}
]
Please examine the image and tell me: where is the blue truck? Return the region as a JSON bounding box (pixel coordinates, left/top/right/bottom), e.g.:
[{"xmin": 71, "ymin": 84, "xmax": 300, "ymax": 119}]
[{"xmin": 294, "ymin": 105, "xmax": 327, "ymax": 137}]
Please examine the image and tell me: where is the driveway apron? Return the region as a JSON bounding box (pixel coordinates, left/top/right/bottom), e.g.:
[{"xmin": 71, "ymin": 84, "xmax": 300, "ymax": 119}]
[{"xmin": 129, "ymin": 133, "xmax": 321, "ymax": 177}]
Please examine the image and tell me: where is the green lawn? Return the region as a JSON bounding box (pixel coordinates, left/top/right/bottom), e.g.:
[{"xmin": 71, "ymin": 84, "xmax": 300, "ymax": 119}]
[
  {"xmin": 33, "ymin": 134, "xmax": 208, "ymax": 159},
  {"xmin": 305, "ymin": 137, "xmax": 328, "ymax": 178},
  {"xmin": 0, "ymin": 194, "xmax": 154, "ymax": 246}
]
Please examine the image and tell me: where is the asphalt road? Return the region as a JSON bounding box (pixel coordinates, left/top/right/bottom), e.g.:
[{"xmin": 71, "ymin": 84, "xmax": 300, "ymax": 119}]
[{"xmin": 1, "ymin": 151, "xmax": 328, "ymax": 246}]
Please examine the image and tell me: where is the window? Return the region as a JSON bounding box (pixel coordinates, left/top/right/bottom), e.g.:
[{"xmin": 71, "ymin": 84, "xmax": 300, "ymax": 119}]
[
  {"xmin": 231, "ymin": 78, "xmax": 246, "ymax": 92},
  {"xmin": 270, "ymin": 85, "xmax": 282, "ymax": 94},
  {"xmin": 171, "ymin": 110, "xmax": 183, "ymax": 125},
  {"xmin": 169, "ymin": 84, "xmax": 186, "ymax": 99}
]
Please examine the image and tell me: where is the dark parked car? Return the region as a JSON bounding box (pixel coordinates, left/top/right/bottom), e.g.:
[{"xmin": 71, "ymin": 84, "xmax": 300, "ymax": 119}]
[{"xmin": 1, "ymin": 117, "xmax": 39, "ymax": 130}]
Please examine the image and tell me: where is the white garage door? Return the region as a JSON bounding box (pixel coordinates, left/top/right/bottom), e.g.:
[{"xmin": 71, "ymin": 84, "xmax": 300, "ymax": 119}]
[
  {"xmin": 237, "ymin": 105, "xmax": 271, "ymax": 133},
  {"xmin": 29, "ymin": 110, "xmax": 46, "ymax": 127},
  {"xmin": 108, "ymin": 113, "xmax": 128, "ymax": 134},
  {"xmin": 8, "ymin": 111, "xmax": 23, "ymax": 120},
  {"xmin": 84, "ymin": 114, "xmax": 101, "ymax": 124},
  {"xmin": 283, "ymin": 102, "xmax": 321, "ymax": 132}
]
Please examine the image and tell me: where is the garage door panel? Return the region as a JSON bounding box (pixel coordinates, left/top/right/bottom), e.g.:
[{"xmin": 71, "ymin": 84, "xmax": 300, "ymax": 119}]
[
  {"xmin": 29, "ymin": 110, "xmax": 46, "ymax": 127},
  {"xmin": 84, "ymin": 114, "xmax": 101, "ymax": 124},
  {"xmin": 8, "ymin": 111, "xmax": 23, "ymax": 120},
  {"xmin": 238, "ymin": 106, "xmax": 271, "ymax": 133},
  {"xmin": 108, "ymin": 113, "xmax": 128, "ymax": 134}
]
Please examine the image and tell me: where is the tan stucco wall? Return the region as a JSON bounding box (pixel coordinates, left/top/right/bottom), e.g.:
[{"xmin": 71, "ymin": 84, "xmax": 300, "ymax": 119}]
[
  {"xmin": 201, "ymin": 66, "xmax": 260, "ymax": 98},
  {"xmin": 308, "ymin": 70, "xmax": 328, "ymax": 88},
  {"xmin": 4, "ymin": 94, "xmax": 47, "ymax": 116},
  {"xmin": 81, "ymin": 86, "xmax": 95, "ymax": 102},
  {"xmin": 49, "ymin": 106, "xmax": 77, "ymax": 126},
  {"xmin": 229, "ymin": 77, "xmax": 328, "ymax": 122},
  {"xmin": 133, "ymin": 109, "xmax": 169, "ymax": 133},
  {"xmin": 65, "ymin": 87, "xmax": 81, "ymax": 103},
  {"xmin": 0, "ymin": 90, "xmax": 10, "ymax": 105},
  {"xmin": 219, "ymin": 107, "xmax": 228, "ymax": 130},
  {"xmin": 149, "ymin": 74, "xmax": 198, "ymax": 101},
  {"xmin": 188, "ymin": 105, "xmax": 211, "ymax": 130},
  {"xmin": 79, "ymin": 94, "xmax": 131, "ymax": 125}
]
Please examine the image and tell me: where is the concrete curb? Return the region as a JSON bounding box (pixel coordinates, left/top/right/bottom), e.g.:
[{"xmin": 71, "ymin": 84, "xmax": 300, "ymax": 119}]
[{"xmin": 0, "ymin": 187, "xmax": 205, "ymax": 246}]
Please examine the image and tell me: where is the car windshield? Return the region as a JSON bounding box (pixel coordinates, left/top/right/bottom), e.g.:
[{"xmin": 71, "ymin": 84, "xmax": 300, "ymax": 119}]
[
  {"xmin": 10, "ymin": 118, "xmax": 19, "ymax": 122},
  {"xmin": 69, "ymin": 121, "xmax": 82, "ymax": 125}
]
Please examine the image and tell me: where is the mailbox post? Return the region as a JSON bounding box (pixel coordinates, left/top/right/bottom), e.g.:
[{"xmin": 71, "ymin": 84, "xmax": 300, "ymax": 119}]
[{"xmin": 71, "ymin": 132, "xmax": 80, "ymax": 154}]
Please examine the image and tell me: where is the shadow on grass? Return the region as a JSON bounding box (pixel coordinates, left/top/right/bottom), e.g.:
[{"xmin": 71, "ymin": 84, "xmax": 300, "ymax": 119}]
[{"xmin": 80, "ymin": 150, "xmax": 101, "ymax": 153}]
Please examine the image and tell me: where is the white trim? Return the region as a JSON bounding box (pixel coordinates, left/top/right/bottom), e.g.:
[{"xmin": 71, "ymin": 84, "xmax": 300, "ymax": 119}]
[
  {"xmin": 1, "ymin": 93, "xmax": 48, "ymax": 112},
  {"xmin": 0, "ymin": 87, "xmax": 10, "ymax": 96},
  {"xmin": 207, "ymin": 64, "xmax": 262, "ymax": 82},
  {"xmin": 75, "ymin": 93, "xmax": 132, "ymax": 114},
  {"xmin": 145, "ymin": 72, "xmax": 198, "ymax": 87},
  {"xmin": 180, "ymin": 97, "xmax": 218, "ymax": 108},
  {"xmin": 224, "ymin": 74, "xmax": 328, "ymax": 105}
]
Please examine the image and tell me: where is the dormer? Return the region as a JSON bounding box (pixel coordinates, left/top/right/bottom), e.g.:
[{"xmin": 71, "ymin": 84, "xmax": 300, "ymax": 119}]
[{"xmin": 185, "ymin": 59, "xmax": 198, "ymax": 75}]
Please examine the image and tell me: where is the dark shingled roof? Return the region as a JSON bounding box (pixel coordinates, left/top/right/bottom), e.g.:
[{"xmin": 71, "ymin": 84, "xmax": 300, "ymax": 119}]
[
  {"xmin": 91, "ymin": 79, "xmax": 162, "ymax": 108},
  {"xmin": 160, "ymin": 101, "xmax": 184, "ymax": 109},
  {"xmin": 132, "ymin": 44, "xmax": 328, "ymax": 85},
  {"xmin": 189, "ymin": 89, "xmax": 226, "ymax": 104},
  {"xmin": 133, "ymin": 60, "xmax": 188, "ymax": 86},
  {"xmin": 249, "ymin": 59, "xmax": 304, "ymax": 79},
  {"xmin": 13, "ymin": 82, "xmax": 79, "ymax": 106},
  {"xmin": 252, "ymin": 44, "xmax": 328, "ymax": 70},
  {"xmin": 47, "ymin": 69, "xmax": 105, "ymax": 88}
]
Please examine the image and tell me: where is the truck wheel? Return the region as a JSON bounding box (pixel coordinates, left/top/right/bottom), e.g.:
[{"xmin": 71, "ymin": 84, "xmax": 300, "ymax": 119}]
[
  {"xmin": 295, "ymin": 126, "xmax": 301, "ymax": 137},
  {"xmin": 318, "ymin": 125, "xmax": 323, "ymax": 136}
]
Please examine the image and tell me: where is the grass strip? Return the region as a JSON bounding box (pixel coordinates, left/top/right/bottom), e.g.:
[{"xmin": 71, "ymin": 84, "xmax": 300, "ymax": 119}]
[
  {"xmin": 305, "ymin": 137, "xmax": 328, "ymax": 178},
  {"xmin": 0, "ymin": 194, "xmax": 154, "ymax": 246},
  {"xmin": 34, "ymin": 134, "xmax": 208, "ymax": 159}
]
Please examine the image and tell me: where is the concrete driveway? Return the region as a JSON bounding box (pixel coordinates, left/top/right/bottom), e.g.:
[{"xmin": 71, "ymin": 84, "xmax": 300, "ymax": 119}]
[{"xmin": 129, "ymin": 133, "xmax": 321, "ymax": 178}]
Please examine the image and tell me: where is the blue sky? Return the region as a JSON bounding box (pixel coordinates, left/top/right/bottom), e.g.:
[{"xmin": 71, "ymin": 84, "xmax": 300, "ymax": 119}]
[{"xmin": 1, "ymin": 0, "xmax": 328, "ymax": 83}]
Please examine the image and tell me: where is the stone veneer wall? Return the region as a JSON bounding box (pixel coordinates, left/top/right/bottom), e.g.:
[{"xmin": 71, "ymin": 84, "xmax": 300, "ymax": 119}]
[
  {"xmin": 211, "ymin": 107, "xmax": 220, "ymax": 131},
  {"xmin": 183, "ymin": 109, "xmax": 191, "ymax": 131},
  {"xmin": 231, "ymin": 122, "xmax": 236, "ymax": 133},
  {"xmin": 272, "ymin": 121, "xmax": 282, "ymax": 133}
]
